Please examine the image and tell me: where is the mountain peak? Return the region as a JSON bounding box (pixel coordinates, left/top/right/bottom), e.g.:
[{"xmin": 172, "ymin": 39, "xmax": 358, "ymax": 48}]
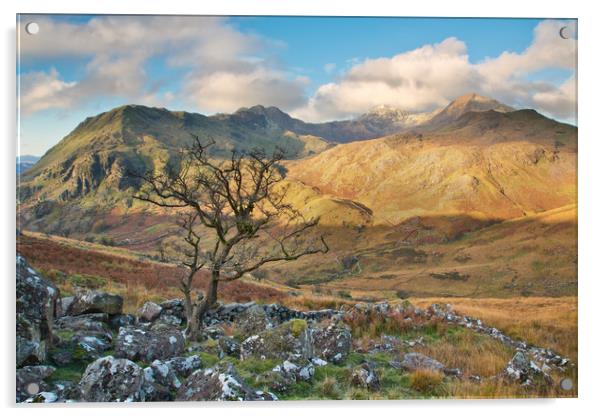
[
  {"xmin": 360, "ymin": 105, "xmax": 410, "ymax": 121},
  {"xmin": 446, "ymin": 93, "xmax": 514, "ymax": 113}
]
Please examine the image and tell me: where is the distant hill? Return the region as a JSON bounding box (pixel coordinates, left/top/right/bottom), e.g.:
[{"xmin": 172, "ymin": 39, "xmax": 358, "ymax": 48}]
[
  {"xmin": 20, "ymin": 104, "xmax": 333, "ymax": 202},
  {"xmin": 16, "ymin": 155, "xmax": 40, "ymax": 174},
  {"xmin": 17, "ymin": 94, "xmax": 576, "ymax": 243}
]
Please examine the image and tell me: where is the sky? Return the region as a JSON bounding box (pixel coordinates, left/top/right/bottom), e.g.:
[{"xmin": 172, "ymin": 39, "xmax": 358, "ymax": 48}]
[{"xmin": 17, "ymin": 15, "xmax": 577, "ymax": 156}]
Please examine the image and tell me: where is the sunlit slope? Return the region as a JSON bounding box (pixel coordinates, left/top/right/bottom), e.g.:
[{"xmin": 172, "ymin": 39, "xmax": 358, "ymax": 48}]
[{"xmin": 285, "ymin": 110, "xmax": 576, "ymax": 224}]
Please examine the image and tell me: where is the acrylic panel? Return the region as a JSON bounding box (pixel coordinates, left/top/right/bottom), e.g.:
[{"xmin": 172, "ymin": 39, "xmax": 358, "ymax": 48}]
[{"xmin": 16, "ymin": 15, "xmax": 577, "ymax": 403}]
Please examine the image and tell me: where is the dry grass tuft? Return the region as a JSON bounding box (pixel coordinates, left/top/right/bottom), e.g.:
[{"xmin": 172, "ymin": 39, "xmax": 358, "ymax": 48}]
[{"xmin": 409, "ymin": 369, "xmax": 446, "ymax": 395}]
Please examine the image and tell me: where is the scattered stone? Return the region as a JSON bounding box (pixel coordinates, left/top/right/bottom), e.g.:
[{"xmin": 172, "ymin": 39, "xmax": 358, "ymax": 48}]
[
  {"xmin": 505, "ymin": 351, "xmax": 552, "ymax": 386},
  {"xmin": 176, "ymin": 363, "xmax": 276, "ymax": 401},
  {"xmin": 351, "ymin": 362, "xmax": 380, "ymax": 391},
  {"xmin": 78, "ymin": 356, "xmax": 144, "ymax": 402},
  {"xmin": 399, "ymin": 352, "xmax": 445, "ymax": 373},
  {"xmin": 115, "ymin": 326, "xmax": 185, "ymax": 363},
  {"xmin": 68, "ymin": 291, "xmax": 123, "ymax": 316}
]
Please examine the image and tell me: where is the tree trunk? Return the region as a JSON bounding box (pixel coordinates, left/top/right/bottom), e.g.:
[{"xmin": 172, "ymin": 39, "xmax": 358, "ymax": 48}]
[{"xmin": 195, "ymin": 269, "xmax": 220, "ymax": 330}]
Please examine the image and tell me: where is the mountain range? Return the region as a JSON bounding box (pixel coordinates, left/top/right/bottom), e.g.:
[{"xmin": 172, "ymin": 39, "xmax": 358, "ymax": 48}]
[{"xmin": 17, "ymin": 93, "xmax": 577, "ymax": 296}]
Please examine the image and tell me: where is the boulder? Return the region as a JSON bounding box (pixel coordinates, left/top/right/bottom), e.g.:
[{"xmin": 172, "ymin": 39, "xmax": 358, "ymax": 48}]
[
  {"xmin": 176, "ymin": 363, "xmax": 276, "ymax": 401},
  {"xmin": 109, "ymin": 314, "xmax": 137, "ymax": 330},
  {"xmin": 68, "ymin": 291, "xmax": 123, "ymax": 316},
  {"xmin": 399, "ymin": 352, "xmax": 445, "ymax": 373},
  {"xmin": 272, "ymin": 356, "xmax": 315, "ymax": 383},
  {"xmin": 115, "ymin": 326, "xmax": 185, "ymax": 363},
  {"xmin": 78, "ymin": 356, "xmax": 144, "ymax": 402},
  {"xmin": 58, "ymin": 297, "xmax": 74, "ymax": 318},
  {"xmin": 351, "ymin": 363, "xmax": 380, "ymax": 391},
  {"xmin": 160, "ymin": 356, "xmax": 203, "ymax": 379},
  {"xmin": 16, "ymin": 256, "xmax": 60, "ymax": 367},
  {"xmin": 55, "ymin": 313, "xmax": 110, "ymax": 333},
  {"xmin": 310, "ymin": 319, "xmax": 352, "ymax": 364},
  {"xmin": 71, "ymin": 331, "xmax": 113, "ymax": 361},
  {"xmin": 219, "ymin": 336, "xmax": 241, "ymax": 357},
  {"xmin": 16, "ymin": 365, "xmax": 55, "ymax": 402},
  {"xmin": 233, "ymin": 304, "xmax": 272, "ymax": 335},
  {"xmin": 152, "ymin": 313, "xmax": 182, "ymax": 328},
  {"xmin": 159, "ymin": 299, "xmax": 186, "ymax": 322},
  {"xmin": 240, "ymin": 319, "xmax": 311, "ymax": 360},
  {"xmin": 139, "ymin": 301, "xmax": 163, "ymax": 322},
  {"xmin": 141, "ymin": 360, "xmax": 182, "ymax": 401}
]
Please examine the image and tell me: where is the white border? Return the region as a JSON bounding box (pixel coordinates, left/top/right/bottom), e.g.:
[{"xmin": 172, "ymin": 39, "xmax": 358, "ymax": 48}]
[{"xmin": 2, "ymin": 0, "xmax": 601, "ymax": 415}]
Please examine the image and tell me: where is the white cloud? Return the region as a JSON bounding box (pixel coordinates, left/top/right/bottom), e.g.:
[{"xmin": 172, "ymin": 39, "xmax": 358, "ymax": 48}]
[
  {"xmin": 292, "ymin": 20, "xmax": 577, "ymax": 123},
  {"xmin": 20, "ymin": 17, "xmax": 577, "ymax": 124},
  {"xmin": 185, "ymin": 68, "xmax": 309, "ymax": 112},
  {"xmin": 20, "ymin": 69, "xmax": 77, "ymax": 113},
  {"xmin": 19, "ymin": 15, "xmax": 306, "ymax": 115}
]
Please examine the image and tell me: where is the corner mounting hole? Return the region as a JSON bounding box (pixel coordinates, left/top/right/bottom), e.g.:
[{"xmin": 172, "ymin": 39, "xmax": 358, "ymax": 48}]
[{"xmin": 25, "ymin": 22, "xmax": 39, "ymax": 35}]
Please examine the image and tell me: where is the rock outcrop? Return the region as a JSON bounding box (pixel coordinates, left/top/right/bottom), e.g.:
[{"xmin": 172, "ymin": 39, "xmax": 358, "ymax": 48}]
[
  {"xmin": 68, "ymin": 291, "xmax": 123, "ymax": 316},
  {"xmin": 78, "ymin": 356, "xmax": 144, "ymax": 402},
  {"xmin": 115, "ymin": 326, "xmax": 185, "ymax": 363},
  {"xmin": 16, "ymin": 256, "xmax": 60, "ymax": 367}
]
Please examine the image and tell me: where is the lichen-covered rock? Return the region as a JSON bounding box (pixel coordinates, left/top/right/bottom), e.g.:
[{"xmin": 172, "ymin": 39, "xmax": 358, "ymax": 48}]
[
  {"xmin": 505, "ymin": 351, "xmax": 552, "ymax": 386},
  {"xmin": 78, "ymin": 356, "xmax": 144, "ymax": 402},
  {"xmin": 71, "ymin": 331, "xmax": 113, "ymax": 360},
  {"xmin": 109, "ymin": 313, "xmax": 137, "ymax": 330},
  {"xmin": 272, "ymin": 355, "xmax": 315, "ymax": 383},
  {"xmin": 68, "ymin": 291, "xmax": 123, "ymax": 316},
  {"xmin": 23, "ymin": 391, "xmax": 59, "ymax": 403},
  {"xmin": 141, "ymin": 360, "xmax": 182, "ymax": 401},
  {"xmin": 16, "ymin": 365, "xmax": 55, "ymax": 402},
  {"xmin": 240, "ymin": 319, "xmax": 311, "ymax": 360},
  {"xmin": 139, "ymin": 301, "xmax": 163, "ymax": 322},
  {"xmin": 115, "ymin": 326, "xmax": 185, "ymax": 363},
  {"xmin": 159, "ymin": 299, "xmax": 186, "ymax": 322},
  {"xmin": 351, "ymin": 363, "xmax": 380, "ymax": 391},
  {"xmin": 55, "ymin": 313, "xmax": 110, "ymax": 333},
  {"xmin": 219, "ymin": 336, "xmax": 241, "ymax": 357},
  {"xmin": 152, "ymin": 313, "xmax": 182, "ymax": 328},
  {"xmin": 176, "ymin": 363, "xmax": 276, "ymax": 401},
  {"xmin": 233, "ymin": 304, "xmax": 272, "ymax": 335},
  {"xmin": 310, "ymin": 319, "xmax": 352, "ymax": 364},
  {"xmin": 161, "ymin": 356, "xmax": 203, "ymax": 379},
  {"xmin": 16, "ymin": 256, "xmax": 60, "ymax": 367},
  {"xmin": 399, "ymin": 352, "xmax": 445, "ymax": 372}
]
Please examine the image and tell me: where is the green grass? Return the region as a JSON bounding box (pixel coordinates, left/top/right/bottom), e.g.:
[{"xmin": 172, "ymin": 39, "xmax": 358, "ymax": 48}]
[{"xmin": 47, "ymin": 362, "xmax": 86, "ymax": 384}]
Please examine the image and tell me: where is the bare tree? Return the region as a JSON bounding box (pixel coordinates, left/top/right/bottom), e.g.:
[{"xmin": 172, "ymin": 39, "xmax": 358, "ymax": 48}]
[{"xmin": 133, "ymin": 137, "xmax": 328, "ymax": 339}]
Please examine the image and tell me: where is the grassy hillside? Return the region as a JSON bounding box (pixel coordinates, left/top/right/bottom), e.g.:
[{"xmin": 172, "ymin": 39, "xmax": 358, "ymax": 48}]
[{"xmin": 285, "ymin": 109, "xmax": 576, "ymax": 225}]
